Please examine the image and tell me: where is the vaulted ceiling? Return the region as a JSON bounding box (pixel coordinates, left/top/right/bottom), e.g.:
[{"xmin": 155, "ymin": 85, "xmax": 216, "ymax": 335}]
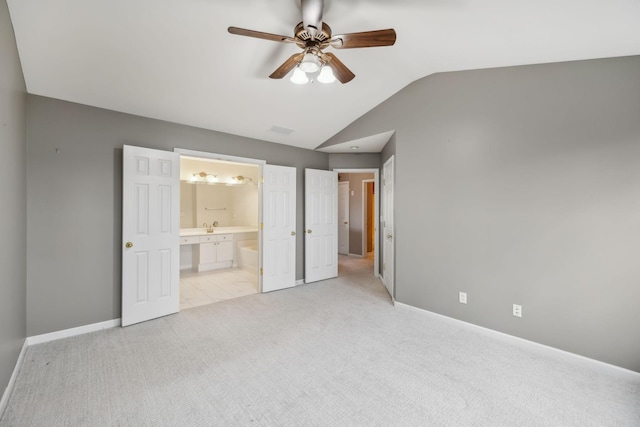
[{"xmin": 7, "ymin": 0, "xmax": 640, "ymax": 150}]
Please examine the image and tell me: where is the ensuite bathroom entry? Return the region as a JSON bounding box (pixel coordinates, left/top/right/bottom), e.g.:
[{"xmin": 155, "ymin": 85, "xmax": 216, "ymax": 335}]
[{"xmin": 178, "ymin": 156, "xmax": 260, "ymax": 309}]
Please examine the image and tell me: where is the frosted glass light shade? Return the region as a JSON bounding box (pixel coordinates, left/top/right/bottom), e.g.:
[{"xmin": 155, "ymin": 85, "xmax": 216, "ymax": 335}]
[
  {"xmin": 317, "ymin": 66, "xmax": 336, "ymax": 84},
  {"xmin": 299, "ymin": 53, "xmax": 320, "ymax": 73},
  {"xmin": 290, "ymin": 67, "xmax": 309, "ymax": 84}
]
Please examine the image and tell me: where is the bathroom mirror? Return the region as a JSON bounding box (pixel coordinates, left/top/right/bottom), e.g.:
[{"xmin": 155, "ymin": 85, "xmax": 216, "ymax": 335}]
[{"xmin": 180, "ymin": 157, "xmax": 259, "ymax": 229}]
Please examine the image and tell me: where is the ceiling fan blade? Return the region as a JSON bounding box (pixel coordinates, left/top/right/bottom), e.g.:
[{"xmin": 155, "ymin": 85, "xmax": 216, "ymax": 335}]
[
  {"xmin": 330, "ymin": 29, "xmax": 396, "ymax": 49},
  {"xmin": 228, "ymin": 27, "xmax": 295, "ymax": 43},
  {"xmin": 322, "ymin": 53, "xmax": 355, "ymax": 84},
  {"xmin": 269, "ymin": 53, "xmax": 305, "ymax": 79}
]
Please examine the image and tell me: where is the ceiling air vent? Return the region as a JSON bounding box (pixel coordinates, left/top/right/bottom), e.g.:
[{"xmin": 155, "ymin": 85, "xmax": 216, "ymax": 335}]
[{"xmin": 269, "ymin": 125, "xmax": 295, "ymax": 135}]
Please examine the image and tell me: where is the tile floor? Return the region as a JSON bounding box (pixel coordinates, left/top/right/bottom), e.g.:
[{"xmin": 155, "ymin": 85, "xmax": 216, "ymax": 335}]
[{"xmin": 179, "ymin": 268, "xmax": 258, "ymax": 310}]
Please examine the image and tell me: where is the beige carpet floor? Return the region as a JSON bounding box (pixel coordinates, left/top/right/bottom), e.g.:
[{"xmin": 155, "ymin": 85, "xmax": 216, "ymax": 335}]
[{"xmin": 1, "ymin": 255, "xmax": 639, "ymax": 426}]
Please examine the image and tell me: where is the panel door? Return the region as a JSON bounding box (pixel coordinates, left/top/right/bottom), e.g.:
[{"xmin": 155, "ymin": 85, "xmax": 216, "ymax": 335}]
[
  {"xmin": 122, "ymin": 145, "xmax": 180, "ymax": 327},
  {"xmin": 338, "ymin": 181, "xmax": 350, "ymax": 255},
  {"xmin": 262, "ymin": 164, "xmax": 297, "ymax": 292},
  {"xmin": 382, "ymin": 156, "xmax": 395, "ymax": 299},
  {"xmin": 305, "ymin": 168, "xmax": 338, "ymax": 284}
]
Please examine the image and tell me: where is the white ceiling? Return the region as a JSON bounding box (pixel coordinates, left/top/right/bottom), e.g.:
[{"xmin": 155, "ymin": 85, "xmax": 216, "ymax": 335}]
[
  {"xmin": 7, "ymin": 0, "xmax": 640, "ymax": 151},
  {"xmin": 316, "ymin": 130, "xmax": 394, "ymax": 153}
]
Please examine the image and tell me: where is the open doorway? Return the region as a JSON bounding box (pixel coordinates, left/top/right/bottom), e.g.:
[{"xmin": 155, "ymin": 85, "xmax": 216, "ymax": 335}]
[
  {"xmin": 335, "ymin": 169, "xmax": 379, "ymax": 280},
  {"xmin": 178, "ymin": 156, "xmax": 260, "ymax": 310}
]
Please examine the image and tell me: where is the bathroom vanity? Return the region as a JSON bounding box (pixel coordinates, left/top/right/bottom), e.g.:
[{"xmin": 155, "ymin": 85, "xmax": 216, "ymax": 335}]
[{"xmin": 179, "ymin": 226, "xmax": 258, "ymax": 272}]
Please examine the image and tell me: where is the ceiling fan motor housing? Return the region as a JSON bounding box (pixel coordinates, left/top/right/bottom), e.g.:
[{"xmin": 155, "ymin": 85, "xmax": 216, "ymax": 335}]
[{"xmin": 294, "ymin": 22, "xmax": 332, "ymax": 48}]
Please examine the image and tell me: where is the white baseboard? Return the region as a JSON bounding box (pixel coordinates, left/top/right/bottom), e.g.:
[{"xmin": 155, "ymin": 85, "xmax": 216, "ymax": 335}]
[
  {"xmin": 295, "ymin": 279, "xmax": 304, "ymax": 286},
  {"xmin": 26, "ymin": 319, "xmax": 121, "ymax": 346},
  {"xmin": 0, "ymin": 339, "xmax": 28, "ymax": 418},
  {"xmin": 395, "ymin": 302, "xmax": 640, "ymax": 380}
]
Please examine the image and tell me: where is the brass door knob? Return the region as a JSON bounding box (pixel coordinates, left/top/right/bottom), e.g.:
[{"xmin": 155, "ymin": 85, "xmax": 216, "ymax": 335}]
[
  {"xmin": 344, "ymin": 221, "xmax": 348, "ymax": 224},
  {"xmin": 291, "ymin": 231, "xmax": 296, "ymax": 236},
  {"xmin": 125, "ymin": 242, "xmax": 133, "ymax": 248},
  {"xmin": 307, "ymin": 229, "xmax": 312, "ymax": 234}
]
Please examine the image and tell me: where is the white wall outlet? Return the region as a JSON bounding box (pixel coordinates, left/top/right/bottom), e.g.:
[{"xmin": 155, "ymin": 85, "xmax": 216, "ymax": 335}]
[
  {"xmin": 459, "ymin": 292, "xmax": 467, "ymax": 304},
  {"xmin": 513, "ymin": 304, "xmax": 522, "ymax": 318}
]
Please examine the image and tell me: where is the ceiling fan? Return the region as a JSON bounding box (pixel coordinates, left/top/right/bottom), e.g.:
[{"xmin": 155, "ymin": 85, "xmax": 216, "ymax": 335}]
[{"xmin": 228, "ymin": 0, "xmax": 396, "ymax": 84}]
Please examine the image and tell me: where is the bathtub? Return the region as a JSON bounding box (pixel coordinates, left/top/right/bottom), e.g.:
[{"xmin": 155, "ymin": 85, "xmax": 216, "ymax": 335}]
[{"xmin": 237, "ymin": 240, "xmax": 258, "ymax": 272}]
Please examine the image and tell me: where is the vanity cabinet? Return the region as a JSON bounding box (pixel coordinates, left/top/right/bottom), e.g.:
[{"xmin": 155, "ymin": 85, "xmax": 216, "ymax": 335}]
[{"xmin": 197, "ymin": 234, "xmax": 233, "ymax": 272}]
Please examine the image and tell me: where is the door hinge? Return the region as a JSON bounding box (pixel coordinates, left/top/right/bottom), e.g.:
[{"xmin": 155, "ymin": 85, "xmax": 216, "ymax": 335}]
[
  {"xmin": 261, "ymin": 177, "xmax": 264, "ymax": 184},
  {"xmin": 260, "ymin": 268, "xmax": 263, "ymax": 276},
  {"xmin": 260, "ymin": 222, "xmax": 264, "ymax": 230}
]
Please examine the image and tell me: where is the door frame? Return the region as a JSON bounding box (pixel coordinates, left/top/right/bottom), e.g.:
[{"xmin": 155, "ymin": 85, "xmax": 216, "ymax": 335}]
[
  {"xmin": 333, "ymin": 168, "xmax": 380, "ymax": 278},
  {"xmin": 362, "ymin": 179, "xmax": 375, "ymax": 256},
  {"xmin": 174, "ymin": 148, "xmax": 266, "ymax": 291}
]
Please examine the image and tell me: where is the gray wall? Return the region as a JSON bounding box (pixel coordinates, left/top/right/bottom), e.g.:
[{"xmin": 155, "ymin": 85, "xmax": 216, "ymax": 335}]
[
  {"xmin": 325, "ymin": 56, "xmax": 640, "ymax": 372},
  {"xmin": 0, "ymin": 0, "xmax": 27, "ymax": 396},
  {"xmin": 26, "ymin": 95, "xmax": 328, "ymax": 336},
  {"xmin": 328, "ymin": 153, "xmax": 380, "ymax": 170},
  {"xmin": 381, "ymin": 134, "xmax": 396, "ymax": 165}
]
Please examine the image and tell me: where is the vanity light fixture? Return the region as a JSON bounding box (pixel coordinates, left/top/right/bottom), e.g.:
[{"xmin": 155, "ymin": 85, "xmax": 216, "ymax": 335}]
[
  {"xmin": 189, "ymin": 172, "xmax": 217, "ymax": 183},
  {"xmin": 224, "ymin": 175, "xmax": 254, "ymax": 185},
  {"xmin": 234, "ymin": 176, "xmax": 253, "ymax": 184}
]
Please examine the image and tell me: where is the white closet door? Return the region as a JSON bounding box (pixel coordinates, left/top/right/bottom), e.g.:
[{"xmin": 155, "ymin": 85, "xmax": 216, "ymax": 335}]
[
  {"xmin": 305, "ymin": 168, "xmax": 338, "ymax": 284},
  {"xmin": 122, "ymin": 145, "xmax": 180, "ymax": 327},
  {"xmin": 262, "ymin": 165, "xmax": 297, "ymax": 292},
  {"xmin": 382, "ymin": 156, "xmax": 395, "ymax": 299},
  {"xmin": 338, "ymin": 181, "xmax": 350, "ymax": 255}
]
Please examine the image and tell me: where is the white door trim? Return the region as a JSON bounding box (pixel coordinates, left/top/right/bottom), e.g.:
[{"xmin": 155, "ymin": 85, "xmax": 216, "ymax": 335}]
[
  {"xmin": 333, "ymin": 168, "xmax": 380, "ymax": 278},
  {"xmin": 174, "ymin": 148, "xmax": 266, "ymax": 291}
]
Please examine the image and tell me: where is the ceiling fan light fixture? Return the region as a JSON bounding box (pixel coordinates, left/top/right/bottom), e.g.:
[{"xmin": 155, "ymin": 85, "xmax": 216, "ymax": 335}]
[
  {"xmin": 317, "ymin": 66, "xmax": 336, "ymax": 84},
  {"xmin": 299, "ymin": 52, "xmax": 321, "ymax": 73},
  {"xmin": 290, "ymin": 67, "xmax": 309, "ymax": 84}
]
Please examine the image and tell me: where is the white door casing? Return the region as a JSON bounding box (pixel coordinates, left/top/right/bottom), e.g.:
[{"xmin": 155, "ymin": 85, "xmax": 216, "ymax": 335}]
[
  {"xmin": 333, "ymin": 168, "xmax": 380, "ymax": 277},
  {"xmin": 305, "ymin": 169, "xmax": 338, "ymax": 284},
  {"xmin": 122, "ymin": 145, "xmax": 180, "ymax": 327},
  {"xmin": 338, "ymin": 181, "xmax": 350, "ymax": 255},
  {"xmin": 382, "ymin": 156, "xmax": 395, "ymax": 300},
  {"xmin": 262, "ymin": 165, "xmax": 297, "ymax": 292}
]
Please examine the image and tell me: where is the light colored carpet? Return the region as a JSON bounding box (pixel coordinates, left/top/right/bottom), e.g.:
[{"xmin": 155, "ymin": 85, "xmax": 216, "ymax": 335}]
[{"xmin": 2, "ymin": 256, "xmax": 639, "ymax": 426}]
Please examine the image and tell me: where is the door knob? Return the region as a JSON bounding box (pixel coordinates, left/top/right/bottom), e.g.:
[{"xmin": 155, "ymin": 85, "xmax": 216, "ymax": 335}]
[
  {"xmin": 386, "ymin": 234, "xmax": 392, "ymax": 239},
  {"xmin": 291, "ymin": 231, "xmax": 296, "ymax": 236},
  {"xmin": 125, "ymin": 242, "xmax": 133, "ymax": 248},
  {"xmin": 307, "ymin": 229, "xmax": 312, "ymax": 234},
  {"xmin": 344, "ymin": 221, "xmax": 348, "ymax": 224}
]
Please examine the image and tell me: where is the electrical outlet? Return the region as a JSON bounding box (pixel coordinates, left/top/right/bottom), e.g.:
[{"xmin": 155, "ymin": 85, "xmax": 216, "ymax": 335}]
[
  {"xmin": 513, "ymin": 304, "xmax": 522, "ymax": 318},
  {"xmin": 459, "ymin": 292, "xmax": 467, "ymax": 304}
]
